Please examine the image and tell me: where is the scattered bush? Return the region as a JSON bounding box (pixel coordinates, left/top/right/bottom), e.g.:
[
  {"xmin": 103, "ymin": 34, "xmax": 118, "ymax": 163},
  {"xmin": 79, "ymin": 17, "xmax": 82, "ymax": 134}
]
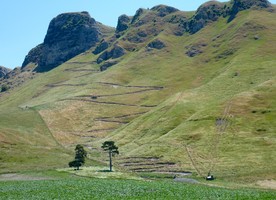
[{"xmin": 1, "ymin": 84, "xmax": 9, "ymax": 92}]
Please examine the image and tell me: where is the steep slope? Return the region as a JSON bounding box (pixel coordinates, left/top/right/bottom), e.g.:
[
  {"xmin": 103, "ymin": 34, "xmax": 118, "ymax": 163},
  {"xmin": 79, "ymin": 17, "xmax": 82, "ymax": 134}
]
[
  {"xmin": 0, "ymin": 0, "xmax": 275, "ymax": 185},
  {"xmin": 99, "ymin": 5, "xmax": 276, "ymax": 181}
]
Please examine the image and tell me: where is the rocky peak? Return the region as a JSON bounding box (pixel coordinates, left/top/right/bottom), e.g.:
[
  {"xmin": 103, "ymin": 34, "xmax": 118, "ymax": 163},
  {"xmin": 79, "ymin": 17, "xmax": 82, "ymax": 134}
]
[
  {"xmin": 21, "ymin": 1, "xmax": 273, "ymax": 73},
  {"xmin": 195, "ymin": 1, "xmax": 224, "ymax": 21},
  {"xmin": 116, "ymin": 14, "xmax": 131, "ymax": 32},
  {"xmin": 228, "ymin": 0, "xmax": 271, "ymax": 21},
  {"xmin": 43, "ymin": 12, "xmax": 98, "ymax": 45},
  {"xmin": 131, "ymin": 8, "xmax": 145, "ymax": 24},
  {"xmin": 0, "ymin": 66, "xmax": 11, "ymax": 78},
  {"xmin": 232, "ymin": 0, "xmax": 271, "ymax": 10},
  {"xmin": 22, "ymin": 11, "xmax": 102, "ymax": 72},
  {"xmin": 182, "ymin": 0, "xmax": 271, "ymax": 34},
  {"xmin": 187, "ymin": 1, "xmax": 225, "ymax": 33},
  {"xmin": 150, "ymin": 5, "xmax": 179, "ymax": 17}
]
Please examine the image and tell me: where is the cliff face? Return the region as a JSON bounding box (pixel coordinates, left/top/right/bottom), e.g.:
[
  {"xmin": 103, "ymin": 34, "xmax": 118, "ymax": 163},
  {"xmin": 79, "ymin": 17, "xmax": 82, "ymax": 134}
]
[{"xmin": 22, "ymin": 12, "xmax": 102, "ymax": 72}]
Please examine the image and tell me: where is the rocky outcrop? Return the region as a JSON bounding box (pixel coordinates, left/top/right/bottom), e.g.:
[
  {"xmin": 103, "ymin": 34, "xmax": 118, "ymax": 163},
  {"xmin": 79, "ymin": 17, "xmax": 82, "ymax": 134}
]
[
  {"xmin": 228, "ymin": 0, "xmax": 271, "ymax": 22},
  {"xmin": 22, "ymin": 11, "xmax": 101, "ymax": 72},
  {"xmin": 21, "ymin": 1, "xmax": 273, "ymax": 73},
  {"xmin": 21, "ymin": 44, "xmax": 44, "ymax": 68},
  {"xmin": 92, "ymin": 39, "xmax": 109, "ymax": 55},
  {"xmin": 186, "ymin": 1, "xmax": 225, "ymax": 34},
  {"xmin": 185, "ymin": 43, "xmax": 207, "ymax": 57},
  {"xmin": 100, "ymin": 61, "xmax": 118, "ymax": 71},
  {"xmin": 180, "ymin": 0, "xmax": 271, "ymax": 34},
  {"xmin": 151, "ymin": 5, "xmax": 179, "ymax": 17},
  {"xmin": 0, "ymin": 66, "xmax": 11, "ymax": 78},
  {"xmin": 97, "ymin": 45, "xmax": 125, "ymax": 64},
  {"xmin": 116, "ymin": 15, "xmax": 131, "ymax": 32},
  {"xmin": 131, "ymin": 8, "xmax": 145, "ymax": 24},
  {"xmin": 147, "ymin": 39, "xmax": 166, "ymax": 50}
]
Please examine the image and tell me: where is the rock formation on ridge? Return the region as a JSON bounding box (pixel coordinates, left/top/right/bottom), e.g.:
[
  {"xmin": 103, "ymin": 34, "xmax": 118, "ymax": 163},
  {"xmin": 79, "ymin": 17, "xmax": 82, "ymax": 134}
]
[
  {"xmin": 22, "ymin": 12, "xmax": 103, "ymax": 72},
  {"xmin": 0, "ymin": 66, "xmax": 11, "ymax": 78}
]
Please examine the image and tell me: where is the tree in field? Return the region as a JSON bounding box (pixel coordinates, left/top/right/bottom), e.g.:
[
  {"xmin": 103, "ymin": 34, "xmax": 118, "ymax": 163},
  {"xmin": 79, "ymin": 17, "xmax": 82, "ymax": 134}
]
[
  {"xmin": 101, "ymin": 141, "xmax": 119, "ymax": 172},
  {"xmin": 68, "ymin": 144, "xmax": 87, "ymax": 170}
]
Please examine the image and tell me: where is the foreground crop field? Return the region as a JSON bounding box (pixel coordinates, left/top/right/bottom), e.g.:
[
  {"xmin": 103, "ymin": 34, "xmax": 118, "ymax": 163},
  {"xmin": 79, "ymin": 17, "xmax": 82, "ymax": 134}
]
[{"xmin": 0, "ymin": 177, "xmax": 275, "ymax": 200}]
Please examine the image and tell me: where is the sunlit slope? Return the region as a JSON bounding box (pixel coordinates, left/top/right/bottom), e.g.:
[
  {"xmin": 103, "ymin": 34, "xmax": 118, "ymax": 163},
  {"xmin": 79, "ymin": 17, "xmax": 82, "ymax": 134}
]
[
  {"xmin": 0, "ymin": 106, "xmax": 72, "ymax": 173},
  {"xmin": 100, "ymin": 10, "xmax": 276, "ymax": 180},
  {"xmin": 0, "ymin": 7, "xmax": 275, "ymax": 183}
]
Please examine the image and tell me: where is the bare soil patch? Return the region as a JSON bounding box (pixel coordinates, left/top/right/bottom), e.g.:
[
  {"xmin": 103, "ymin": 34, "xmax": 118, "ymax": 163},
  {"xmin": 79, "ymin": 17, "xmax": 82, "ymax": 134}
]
[{"xmin": 257, "ymin": 180, "xmax": 276, "ymax": 190}]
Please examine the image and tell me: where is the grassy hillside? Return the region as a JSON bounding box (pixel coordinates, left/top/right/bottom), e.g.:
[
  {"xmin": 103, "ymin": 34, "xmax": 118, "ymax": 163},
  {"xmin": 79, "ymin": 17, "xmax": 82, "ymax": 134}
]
[{"xmin": 0, "ymin": 2, "xmax": 275, "ymax": 187}]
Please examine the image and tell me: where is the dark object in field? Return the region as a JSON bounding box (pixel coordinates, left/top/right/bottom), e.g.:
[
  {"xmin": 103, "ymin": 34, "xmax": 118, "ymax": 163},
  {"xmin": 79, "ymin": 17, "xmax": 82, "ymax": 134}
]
[{"xmin": 206, "ymin": 172, "xmax": 215, "ymax": 181}]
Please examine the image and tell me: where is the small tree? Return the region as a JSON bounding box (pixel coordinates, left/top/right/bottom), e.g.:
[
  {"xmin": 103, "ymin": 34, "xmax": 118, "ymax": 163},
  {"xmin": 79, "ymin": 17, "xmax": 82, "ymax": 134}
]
[
  {"xmin": 101, "ymin": 141, "xmax": 119, "ymax": 172},
  {"xmin": 68, "ymin": 144, "xmax": 87, "ymax": 170}
]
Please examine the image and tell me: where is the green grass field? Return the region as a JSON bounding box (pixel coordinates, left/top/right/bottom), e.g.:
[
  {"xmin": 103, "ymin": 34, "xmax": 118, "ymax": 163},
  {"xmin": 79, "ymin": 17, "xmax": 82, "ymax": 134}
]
[{"xmin": 0, "ymin": 174, "xmax": 275, "ymax": 200}]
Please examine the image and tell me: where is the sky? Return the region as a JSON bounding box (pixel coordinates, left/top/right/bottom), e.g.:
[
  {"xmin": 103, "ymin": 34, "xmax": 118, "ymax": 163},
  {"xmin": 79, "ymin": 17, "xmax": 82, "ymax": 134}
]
[{"xmin": 0, "ymin": 0, "xmax": 275, "ymax": 69}]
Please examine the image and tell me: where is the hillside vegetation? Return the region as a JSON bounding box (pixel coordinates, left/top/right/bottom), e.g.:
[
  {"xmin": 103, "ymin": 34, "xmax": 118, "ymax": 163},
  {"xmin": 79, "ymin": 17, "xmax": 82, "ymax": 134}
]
[{"xmin": 0, "ymin": 0, "xmax": 275, "ymax": 187}]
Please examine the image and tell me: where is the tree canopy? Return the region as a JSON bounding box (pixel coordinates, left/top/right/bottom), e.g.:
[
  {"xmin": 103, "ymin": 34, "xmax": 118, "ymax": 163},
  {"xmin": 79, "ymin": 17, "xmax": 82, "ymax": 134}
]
[
  {"xmin": 101, "ymin": 141, "xmax": 119, "ymax": 172},
  {"xmin": 69, "ymin": 144, "xmax": 87, "ymax": 170}
]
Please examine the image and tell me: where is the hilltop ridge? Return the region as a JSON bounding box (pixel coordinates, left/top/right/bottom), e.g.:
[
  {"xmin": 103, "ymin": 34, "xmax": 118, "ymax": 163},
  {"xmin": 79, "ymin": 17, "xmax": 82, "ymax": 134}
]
[{"xmin": 20, "ymin": 0, "xmax": 273, "ymax": 74}]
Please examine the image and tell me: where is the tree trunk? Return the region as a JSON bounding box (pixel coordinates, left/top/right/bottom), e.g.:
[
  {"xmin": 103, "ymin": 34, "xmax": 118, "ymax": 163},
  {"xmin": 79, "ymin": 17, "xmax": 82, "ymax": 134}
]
[{"xmin": 109, "ymin": 151, "xmax": 112, "ymax": 172}]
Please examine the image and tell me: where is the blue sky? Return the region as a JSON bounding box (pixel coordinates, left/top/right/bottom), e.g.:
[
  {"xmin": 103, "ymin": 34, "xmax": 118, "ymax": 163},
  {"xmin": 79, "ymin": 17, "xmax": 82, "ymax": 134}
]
[{"xmin": 0, "ymin": 0, "xmax": 275, "ymax": 69}]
